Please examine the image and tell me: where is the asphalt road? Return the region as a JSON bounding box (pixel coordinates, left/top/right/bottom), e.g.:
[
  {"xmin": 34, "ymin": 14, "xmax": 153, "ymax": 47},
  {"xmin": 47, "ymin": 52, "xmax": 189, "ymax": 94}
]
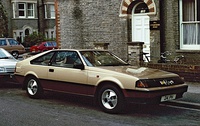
[{"xmin": 0, "ymin": 83, "xmax": 200, "ymax": 126}]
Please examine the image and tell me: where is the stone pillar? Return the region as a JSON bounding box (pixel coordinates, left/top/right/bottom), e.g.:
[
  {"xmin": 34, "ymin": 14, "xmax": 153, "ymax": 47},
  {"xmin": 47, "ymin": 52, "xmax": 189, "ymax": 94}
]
[{"xmin": 127, "ymin": 42, "xmax": 144, "ymax": 66}]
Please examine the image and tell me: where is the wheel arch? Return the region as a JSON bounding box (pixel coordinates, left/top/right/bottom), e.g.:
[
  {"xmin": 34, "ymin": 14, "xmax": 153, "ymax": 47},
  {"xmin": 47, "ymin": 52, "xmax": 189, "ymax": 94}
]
[
  {"xmin": 94, "ymin": 81, "xmax": 125, "ymax": 101},
  {"xmin": 22, "ymin": 74, "xmax": 38, "ymax": 90}
]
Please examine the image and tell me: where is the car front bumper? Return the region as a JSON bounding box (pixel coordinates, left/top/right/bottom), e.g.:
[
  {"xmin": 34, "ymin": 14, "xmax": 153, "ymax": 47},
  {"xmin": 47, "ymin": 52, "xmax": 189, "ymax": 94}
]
[
  {"xmin": 123, "ymin": 85, "xmax": 188, "ymax": 104},
  {"xmin": 0, "ymin": 73, "xmax": 18, "ymax": 83}
]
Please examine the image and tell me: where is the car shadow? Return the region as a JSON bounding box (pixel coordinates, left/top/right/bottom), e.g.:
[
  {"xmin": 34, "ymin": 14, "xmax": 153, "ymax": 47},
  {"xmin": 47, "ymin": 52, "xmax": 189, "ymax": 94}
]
[
  {"xmin": 0, "ymin": 82, "xmax": 21, "ymax": 89},
  {"xmin": 43, "ymin": 91, "xmax": 96, "ymax": 110},
  {"xmin": 41, "ymin": 91, "xmax": 185, "ymax": 116}
]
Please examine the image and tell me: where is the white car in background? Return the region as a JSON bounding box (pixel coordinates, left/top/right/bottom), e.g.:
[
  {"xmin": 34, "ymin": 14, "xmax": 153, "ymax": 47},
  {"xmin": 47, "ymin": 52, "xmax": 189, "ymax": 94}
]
[{"xmin": 0, "ymin": 48, "xmax": 18, "ymax": 83}]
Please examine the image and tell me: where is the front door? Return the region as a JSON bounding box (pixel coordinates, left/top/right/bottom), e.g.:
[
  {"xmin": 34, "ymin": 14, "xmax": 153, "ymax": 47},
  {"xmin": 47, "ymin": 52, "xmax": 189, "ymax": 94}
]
[{"xmin": 132, "ymin": 14, "xmax": 150, "ymax": 61}]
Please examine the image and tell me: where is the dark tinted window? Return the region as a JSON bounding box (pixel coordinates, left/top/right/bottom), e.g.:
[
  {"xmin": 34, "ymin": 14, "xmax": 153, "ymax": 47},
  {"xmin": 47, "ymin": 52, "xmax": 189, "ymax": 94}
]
[
  {"xmin": 51, "ymin": 51, "xmax": 82, "ymax": 68},
  {"xmin": 0, "ymin": 40, "xmax": 7, "ymax": 46},
  {"xmin": 30, "ymin": 52, "xmax": 55, "ymax": 66}
]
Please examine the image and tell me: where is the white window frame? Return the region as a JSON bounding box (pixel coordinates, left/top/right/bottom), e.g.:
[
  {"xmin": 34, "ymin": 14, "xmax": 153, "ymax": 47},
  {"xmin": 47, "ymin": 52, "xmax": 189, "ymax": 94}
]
[
  {"xmin": 180, "ymin": 0, "xmax": 200, "ymax": 50},
  {"xmin": 18, "ymin": 3, "xmax": 26, "ymax": 18},
  {"xmin": 27, "ymin": 3, "xmax": 35, "ymax": 18},
  {"xmin": 45, "ymin": 4, "xmax": 48, "ymax": 19},
  {"xmin": 50, "ymin": 4, "xmax": 55, "ymax": 19},
  {"xmin": 12, "ymin": 3, "xmax": 16, "ymax": 18}
]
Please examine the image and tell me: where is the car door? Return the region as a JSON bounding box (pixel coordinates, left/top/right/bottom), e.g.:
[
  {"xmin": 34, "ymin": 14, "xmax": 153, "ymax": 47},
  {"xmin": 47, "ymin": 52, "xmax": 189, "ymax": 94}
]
[
  {"xmin": 7, "ymin": 39, "xmax": 20, "ymax": 52},
  {"xmin": 30, "ymin": 51, "xmax": 55, "ymax": 80},
  {"xmin": 45, "ymin": 51, "xmax": 89, "ymax": 95}
]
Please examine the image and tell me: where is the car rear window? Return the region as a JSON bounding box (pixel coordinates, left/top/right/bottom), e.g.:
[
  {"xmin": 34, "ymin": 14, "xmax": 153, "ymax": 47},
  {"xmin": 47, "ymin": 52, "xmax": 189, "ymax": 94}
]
[{"xmin": 0, "ymin": 40, "xmax": 7, "ymax": 46}]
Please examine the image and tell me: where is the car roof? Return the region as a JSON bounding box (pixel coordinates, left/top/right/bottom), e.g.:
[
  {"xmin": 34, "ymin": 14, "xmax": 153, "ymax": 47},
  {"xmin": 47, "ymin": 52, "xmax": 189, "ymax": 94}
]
[
  {"xmin": 52, "ymin": 49, "xmax": 108, "ymax": 52},
  {"xmin": 0, "ymin": 38, "xmax": 15, "ymax": 39}
]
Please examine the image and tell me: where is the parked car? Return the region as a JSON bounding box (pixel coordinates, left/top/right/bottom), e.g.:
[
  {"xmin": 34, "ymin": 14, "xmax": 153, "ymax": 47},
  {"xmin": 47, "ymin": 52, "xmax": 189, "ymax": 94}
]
[
  {"xmin": 0, "ymin": 38, "xmax": 26, "ymax": 58},
  {"xmin": 0, "ymin": 48, "xmax": 18, "ymax": 83},
  {"xmin": 30, "ymin": 41, "xmax": 57, "ymax": 53},
  {"xmin": 14, "ymin": 49, "xmax": 188, "ymax": 113}
]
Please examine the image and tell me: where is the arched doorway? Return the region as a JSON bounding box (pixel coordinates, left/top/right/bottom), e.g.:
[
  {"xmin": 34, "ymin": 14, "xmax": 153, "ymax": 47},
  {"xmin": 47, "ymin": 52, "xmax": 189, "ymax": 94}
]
[
  {"xmin": 119, "ymin": 0, "xmax": 156, "ymax": 62},
  {"xmin": 25, "ymin": 28, "xmax": 30, "ymax": 36},
  {"xmin": 132, "ymin": 2, "xmax": 150, "ymax": 61}
]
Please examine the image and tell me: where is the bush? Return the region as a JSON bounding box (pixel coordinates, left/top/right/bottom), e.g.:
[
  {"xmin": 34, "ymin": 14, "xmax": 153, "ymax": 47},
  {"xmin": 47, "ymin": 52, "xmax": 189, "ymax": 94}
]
[{"xmin": 23, "ymin": 32, "xmax": 55, "ymax": 47}]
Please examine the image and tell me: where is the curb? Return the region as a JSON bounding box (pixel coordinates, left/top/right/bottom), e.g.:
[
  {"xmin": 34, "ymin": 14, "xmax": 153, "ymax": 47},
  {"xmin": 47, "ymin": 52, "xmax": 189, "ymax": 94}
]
[{"xmin": 164, "ymin": 100, "xmax": 200, "ymax": 110}]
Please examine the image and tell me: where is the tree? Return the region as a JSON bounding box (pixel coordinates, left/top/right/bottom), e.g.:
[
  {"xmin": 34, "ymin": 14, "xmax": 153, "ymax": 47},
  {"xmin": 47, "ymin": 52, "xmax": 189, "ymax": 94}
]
[{"xmin": 0, "ymin": 0, "xmax": 8, "ymax": 37}]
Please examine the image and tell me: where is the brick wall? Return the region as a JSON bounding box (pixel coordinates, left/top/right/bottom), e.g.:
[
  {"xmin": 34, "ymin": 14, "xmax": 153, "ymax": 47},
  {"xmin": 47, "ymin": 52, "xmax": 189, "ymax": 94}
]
[
  {"xmin": 56, "ymin": 0, "xmax": 133, "ymax": 60},
  {"xmin": 148, "ymin": 63, "xmax": 200, "ymax": 82},
  {"xmin": 56, "ymin": 0, "xmax": 162, "ymax": 61}
]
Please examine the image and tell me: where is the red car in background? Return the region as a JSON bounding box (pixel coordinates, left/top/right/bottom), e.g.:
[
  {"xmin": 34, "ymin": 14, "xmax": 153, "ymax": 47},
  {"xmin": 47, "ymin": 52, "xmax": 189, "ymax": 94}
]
[{"xmin": 30, "ymin": 41, "xmax": 58, "ymax": 53}]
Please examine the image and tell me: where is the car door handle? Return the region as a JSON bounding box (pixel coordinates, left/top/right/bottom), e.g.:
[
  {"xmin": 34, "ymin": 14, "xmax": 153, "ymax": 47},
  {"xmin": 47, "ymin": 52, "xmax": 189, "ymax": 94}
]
[{"xmin": 49, "ymin": 69, "xmax": 54, "ymax": 72}]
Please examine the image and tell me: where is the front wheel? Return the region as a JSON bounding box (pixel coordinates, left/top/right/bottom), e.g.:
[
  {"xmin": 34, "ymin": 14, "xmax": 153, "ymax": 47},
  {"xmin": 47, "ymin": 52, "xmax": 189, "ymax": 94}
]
[
  {"xmin": 25, "ymin": 77, "xmax": 43, "ymax": 99},
  {"xmin": 97, "ymin": 85, "xmax": 125, "ymax": 114}
]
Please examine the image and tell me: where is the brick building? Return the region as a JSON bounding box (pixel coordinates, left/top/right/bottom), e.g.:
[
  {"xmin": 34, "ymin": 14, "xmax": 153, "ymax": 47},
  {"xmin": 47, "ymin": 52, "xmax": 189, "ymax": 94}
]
[
  {"xmin": 55, "ymin": 0, "xmax": 200, "ymax": 81},
  {"xmin": 54, "ymin": 0, "xmax": 162, "ymax": 62},
  {"xmin": 0, "ymin": 0, "xmax": 56, "ymax": 43}
]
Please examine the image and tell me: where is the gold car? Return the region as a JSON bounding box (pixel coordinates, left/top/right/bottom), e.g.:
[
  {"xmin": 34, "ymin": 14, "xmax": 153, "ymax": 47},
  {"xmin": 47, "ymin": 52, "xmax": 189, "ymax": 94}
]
[
  {"xmin": 14, "ymin": 49, "xmax": 188, "ymax": 113},
  {"xmin": 0, "ymin": 38, "xmax": 26, "ymax": 58}
]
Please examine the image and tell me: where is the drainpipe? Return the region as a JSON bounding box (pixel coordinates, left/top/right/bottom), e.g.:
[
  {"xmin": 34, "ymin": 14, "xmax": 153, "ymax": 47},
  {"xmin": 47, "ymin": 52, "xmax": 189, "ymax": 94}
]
[
  {"xmin": 37, "ymin": 0, "xmax": 45, "ymax": 35},
  {"xmin": 159, "ymin": 0, "xmax": 164, "ymax": 58}
]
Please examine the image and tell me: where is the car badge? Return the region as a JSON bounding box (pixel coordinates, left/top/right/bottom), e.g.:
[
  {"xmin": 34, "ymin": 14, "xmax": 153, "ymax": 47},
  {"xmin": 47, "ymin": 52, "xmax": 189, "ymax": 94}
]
[{"xmin": 160, "ymin": 80, "xmax": 174, "ymax": 85}]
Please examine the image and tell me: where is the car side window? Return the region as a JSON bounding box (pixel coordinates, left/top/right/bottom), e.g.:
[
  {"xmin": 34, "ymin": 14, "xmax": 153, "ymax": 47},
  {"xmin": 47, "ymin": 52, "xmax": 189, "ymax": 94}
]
[
  {"xmin": 51, "ymin": 51, "xmax": 82, "ymax": 68},
  {"xmin": 30, "ymin": 52, "xmax": 55, "ymax": 66},
  {"xmin": 0, "ymin": 40, "xmax": 7, "ymax": 46},
  {"xmin": 52, "ymin": 42, "xmax": 57, "ymax": 47},
  {"xmin": 8, "ymin": 39, "xmax": 19, "ymax": 45}
]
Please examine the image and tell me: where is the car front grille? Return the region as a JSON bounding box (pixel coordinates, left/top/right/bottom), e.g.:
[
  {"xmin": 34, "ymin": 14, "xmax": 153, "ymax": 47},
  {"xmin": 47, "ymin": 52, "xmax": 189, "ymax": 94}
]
[
  {"xmin": 137, "ymin": 77, "xmax": 185, "ymax": 88},
  {"xmin": 6, "ymin": 68, "xmax": 15, "ymax": 73}
]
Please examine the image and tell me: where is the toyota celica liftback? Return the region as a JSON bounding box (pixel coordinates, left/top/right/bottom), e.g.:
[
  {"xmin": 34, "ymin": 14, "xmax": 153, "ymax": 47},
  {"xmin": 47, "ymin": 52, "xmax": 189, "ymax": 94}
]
[{"xmin": 14, "ymin": 49, "xmax": 188, "ymax": 114}]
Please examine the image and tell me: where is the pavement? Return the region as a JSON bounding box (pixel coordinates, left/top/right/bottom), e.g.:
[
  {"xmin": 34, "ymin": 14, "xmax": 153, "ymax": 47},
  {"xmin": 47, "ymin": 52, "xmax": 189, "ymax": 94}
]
[{"xmin": 166, "ymin": 82, "xmax": 200, "ymax": 109}]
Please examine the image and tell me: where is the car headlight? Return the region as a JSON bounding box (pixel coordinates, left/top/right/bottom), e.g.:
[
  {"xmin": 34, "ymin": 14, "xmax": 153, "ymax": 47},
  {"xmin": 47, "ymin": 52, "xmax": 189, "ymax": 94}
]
[
  {"xmin": 136, "ymin": 80, "xmax": 149, "ymax": 88},
  {"xmin": 0, "ymin": 67, "xmax": 5, "ymax": 72}
]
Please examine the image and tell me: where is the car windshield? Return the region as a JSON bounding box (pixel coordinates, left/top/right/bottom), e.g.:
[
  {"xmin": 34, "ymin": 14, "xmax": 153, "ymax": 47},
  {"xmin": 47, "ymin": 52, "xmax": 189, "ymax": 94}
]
[
  {"xmin": 0, "ymin": 48, "xmax": 14, "ymax": 59},
  {"xmin": 80, "ymin": 51, "xmax": 129, "ymax": 66}
]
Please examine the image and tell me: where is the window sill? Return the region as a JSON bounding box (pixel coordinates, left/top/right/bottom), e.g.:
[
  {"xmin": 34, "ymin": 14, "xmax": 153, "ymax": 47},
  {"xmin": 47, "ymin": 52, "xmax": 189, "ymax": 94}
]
[{"xmin": 176, "ymin": 50, "xmax": 200, "ymax": 53}]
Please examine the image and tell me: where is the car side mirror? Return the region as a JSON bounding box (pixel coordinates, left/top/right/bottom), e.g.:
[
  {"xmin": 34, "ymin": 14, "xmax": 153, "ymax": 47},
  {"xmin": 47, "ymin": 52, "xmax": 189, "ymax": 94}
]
[{"xmin": 74, "ymin": 64, "xmax": 85, "ymax": 70}]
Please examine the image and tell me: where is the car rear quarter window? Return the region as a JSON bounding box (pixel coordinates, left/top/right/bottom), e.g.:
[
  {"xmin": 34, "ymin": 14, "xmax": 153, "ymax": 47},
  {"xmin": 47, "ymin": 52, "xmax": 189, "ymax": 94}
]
[
  {"xmin": 0, "ymin": 40, "xmax": 7, "ymax": 46},
  {"xmin": 30, "ymin": 52, "xmax": 55, "ymax": 66}
]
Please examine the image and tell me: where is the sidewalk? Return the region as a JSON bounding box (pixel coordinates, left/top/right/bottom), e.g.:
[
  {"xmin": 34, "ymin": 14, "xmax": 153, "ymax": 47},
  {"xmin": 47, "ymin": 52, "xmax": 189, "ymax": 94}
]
[{"xmin": 167, "ymin": 82, "xmax": 200, "ymax": 109}]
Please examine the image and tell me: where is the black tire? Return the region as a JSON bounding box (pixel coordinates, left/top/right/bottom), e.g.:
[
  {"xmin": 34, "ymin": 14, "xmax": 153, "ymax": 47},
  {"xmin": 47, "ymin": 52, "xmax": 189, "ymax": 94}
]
[
  {"xmin": 12, "ymin": 51, "xmax": 19, "ymax": 59},
  {"xmin": 97, "ymin": 85, "xmax": 125, "ymax": 114},
  {"xmin": 25, "ymin": 77, "xmax": 43, "ymax": 99}
]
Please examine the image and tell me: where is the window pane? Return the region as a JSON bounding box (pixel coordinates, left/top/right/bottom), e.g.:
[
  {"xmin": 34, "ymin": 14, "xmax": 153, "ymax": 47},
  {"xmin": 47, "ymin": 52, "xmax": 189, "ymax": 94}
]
[
  {"xmin": 18, "ymin": 4, "xmax": 25, "ymax": 9},
  {"xmin": 183, "ymin": 0, "xmax": 195, "ymax": 21},
  {"xmin": 50, "ymin": 5, "xmax": 55, "ymax": 18},
  {"xmin": 198, "ymin": 24, "xmax": 200, "ymax": 44},
  {"xmin": 198, "ymin": 0, "xmax": 200, "ymax": 21},
  {"xmin": 18, "ymin": 3, "xmax": 25, "ymax": 17},
  {"xmin": 19, "ymin": 11, "xmax": 25, "ymax": 16},
  {"xmin": 183, "ymin": 23, "xmax": 196, "ymax": 45},
  {"xmin": 27, "ymin": 3, "xmax": 34, "ymax": 17}
]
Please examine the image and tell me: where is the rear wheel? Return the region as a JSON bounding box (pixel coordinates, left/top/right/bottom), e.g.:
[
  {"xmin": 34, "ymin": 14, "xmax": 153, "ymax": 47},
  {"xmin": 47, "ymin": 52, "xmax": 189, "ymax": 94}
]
[
  {"xmin": 97, "ymin": 85, "xmax": 125, "ymax": 114},
  {"xmin": 25, "ymin": 77, "xmax": 43, "ymax": 99}
]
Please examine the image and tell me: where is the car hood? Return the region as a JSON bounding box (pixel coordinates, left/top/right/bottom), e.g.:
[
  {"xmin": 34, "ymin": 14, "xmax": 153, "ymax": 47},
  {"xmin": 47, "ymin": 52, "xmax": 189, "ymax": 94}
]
[
  {"xmin": 0, "ymin": 59, "xmax": 18, "ymax": 67},
  {"xmin": 99, "ymin": 66, "xmax": 179, "ymax": 79}
]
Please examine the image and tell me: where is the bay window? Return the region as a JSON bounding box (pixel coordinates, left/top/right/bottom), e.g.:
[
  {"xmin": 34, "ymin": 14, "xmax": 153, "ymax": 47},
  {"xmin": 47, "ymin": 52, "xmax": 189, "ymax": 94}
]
[
  {"xmin": 27, "ymin": 3, "xmax": 34, "ymax": 18},
  {"xmin": 13, "ymin": 2, "xmax": 35, "ymax": 18},
  {"xmin": 18, "ymin": 3, "xmax": 26, "ymax": 18},
  {"xmin": 45, "ymin": 4, "xmax": 55, "ymax": 19}
]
